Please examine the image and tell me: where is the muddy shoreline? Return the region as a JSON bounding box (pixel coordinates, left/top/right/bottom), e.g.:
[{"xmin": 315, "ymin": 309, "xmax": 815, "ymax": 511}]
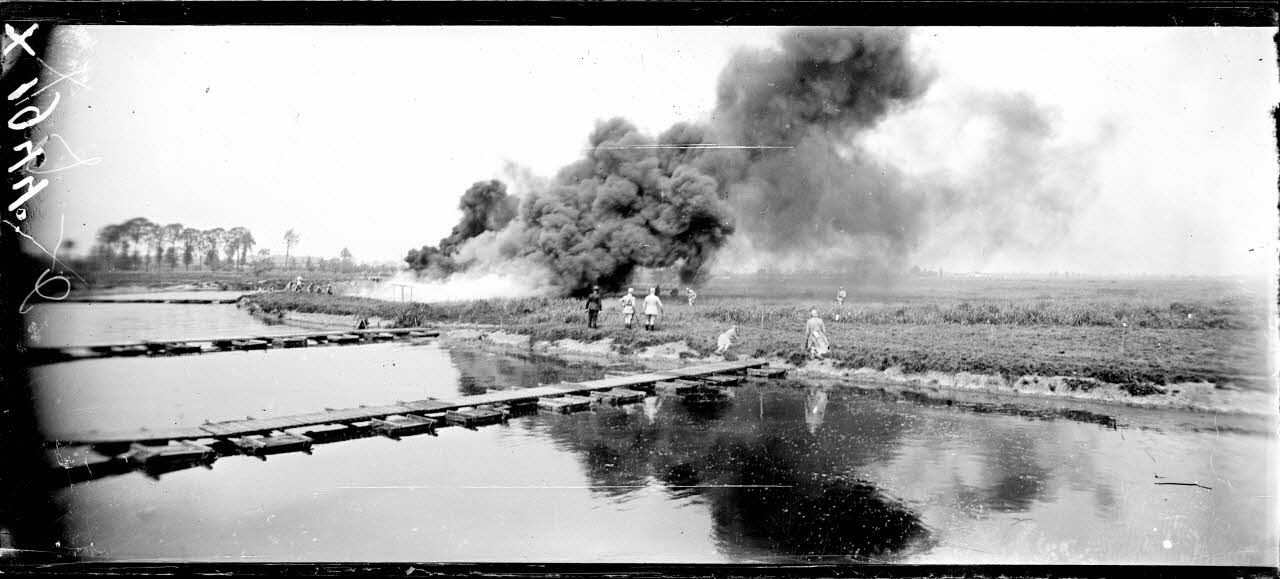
[
  {"xmin": 241, "ymin": 303, "xmax": 1273, "ymax": 433},
  {"xmin": 436, "ymin": 324, "xmax": 1273, "ymax": 431}
]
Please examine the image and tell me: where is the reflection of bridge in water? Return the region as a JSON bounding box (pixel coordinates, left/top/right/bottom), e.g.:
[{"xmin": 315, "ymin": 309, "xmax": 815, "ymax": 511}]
[{"xmin": 45, "ymin": 356, "xmax": 783, "ymax": 487}]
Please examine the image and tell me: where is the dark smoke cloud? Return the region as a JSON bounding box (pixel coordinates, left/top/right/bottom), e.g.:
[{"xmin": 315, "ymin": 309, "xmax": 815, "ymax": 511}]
[
  {"xmin": 708, "ymin": 27, "xmax": 934, "ymax": 269},
  {"xmin": 408, "ymin": 27, "xmax": 1103, "ymax": 292},
  {"xmin": 499, "ymin": 118, "xmax": 736, "ymax": 293},
  {"xmin": 409, "ymin": 27, "xmax": 933, "ymax": 293},
  {"xmin": 714, "ymin": 28, "xmax": 931, "ymax": 147},
  {"xmin": 405, "ymin": 179, "xmax": 516, "ymax": 274},
  {"xmin": 441, "ymin": 179, "xmax": 517, "ymax": 255}
]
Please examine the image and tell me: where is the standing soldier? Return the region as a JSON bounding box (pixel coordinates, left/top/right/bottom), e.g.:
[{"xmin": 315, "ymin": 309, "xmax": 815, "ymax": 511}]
[
  {"xmin": 686, "ymin": 287, "xmax": 697, "ymax": 307},
  {"xmin": 835, "ymin": 286, "xmax": 848, "ymax": 321},
  {"xmin": 643, "ymin": 287, "xmax": 664, "ymax": 331},
  {"xmin": 585, "ymin": 286, "xmax": 603, "ymax": 328},
  {"xmin": 805, "ymin": 308, "xmax": 829, "ymax": 359},
  {"xmin": 619, "ymin": 288, "xmax": 637, "ymax": 329}
]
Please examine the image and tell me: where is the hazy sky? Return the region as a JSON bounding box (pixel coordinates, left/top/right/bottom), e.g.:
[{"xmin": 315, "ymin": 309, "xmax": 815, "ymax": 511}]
[{"xmin": 29, "ymin": 26, "xmax": 1279, "ymax": 275}]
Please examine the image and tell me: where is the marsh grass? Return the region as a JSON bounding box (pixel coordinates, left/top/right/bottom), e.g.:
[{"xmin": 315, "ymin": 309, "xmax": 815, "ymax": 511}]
[{"xmin": 245, "ymin": 275, "xmax": 1271, "ymax": 391}]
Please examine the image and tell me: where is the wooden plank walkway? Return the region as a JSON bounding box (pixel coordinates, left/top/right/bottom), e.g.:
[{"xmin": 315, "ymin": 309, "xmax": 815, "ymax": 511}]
[
  {"xmin": 24, "ymin": 327, "xmax": 441, "ymax": 364},
  {"xmin": 45, "ymin": 359, "xmax": 768, "ymax": 446},
  {"xmin": 61, "ymin": 297, "xmax": 244, "ymax": 304}
]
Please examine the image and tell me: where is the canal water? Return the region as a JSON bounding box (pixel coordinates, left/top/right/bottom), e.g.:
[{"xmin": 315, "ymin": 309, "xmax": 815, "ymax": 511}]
[{"xmin": 24, "ymin": 302, "xmax": 1278, "ymax": 565}]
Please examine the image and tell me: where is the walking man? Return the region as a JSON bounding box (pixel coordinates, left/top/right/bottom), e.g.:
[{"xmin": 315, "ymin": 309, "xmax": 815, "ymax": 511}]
[
  {"xmin": 805, "ymin": 308, "xmax": 829, "ymax": 359},
  {"xmin": 619, "ymin": 288, "xmax": 637, "ymax": 329},
  {"xmin": 643, "ymin": 287, "xmax": 664, "ymax": 331},
  {"xmin": 686, "ymin": 287, "xmax": 697, "ymax": 307},
  {"xmin": 585, "ymin": 286, "xmax": 603, "ymax": 328}
]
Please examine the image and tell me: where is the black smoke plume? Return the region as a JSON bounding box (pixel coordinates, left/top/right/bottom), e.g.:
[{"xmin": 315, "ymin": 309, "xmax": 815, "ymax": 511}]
[
  {"xmin": 706, "ymin": 27, "xmax": 933, "ymax": 270},
  {"xmin": 408, "ymin": 28, "xmax": 936, "ymax": 294},
  {"xmin": 405, "ymin": 179, "xmax": 516, "ymax": 275},
  {"xmin": 509, "ymin": 118, "xmax": 737, "ymax": 294}
]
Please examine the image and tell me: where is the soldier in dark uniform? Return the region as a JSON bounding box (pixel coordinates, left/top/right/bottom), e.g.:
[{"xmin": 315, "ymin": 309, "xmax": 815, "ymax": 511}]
[{"xmin": 585, "ymin": 286, "xmax": 603, "ymax": 328}]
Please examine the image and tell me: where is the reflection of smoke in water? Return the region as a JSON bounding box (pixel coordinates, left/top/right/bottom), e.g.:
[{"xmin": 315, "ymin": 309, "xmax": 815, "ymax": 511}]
[{"xmin": 347, "ymin": 265, "xmax": 556, "ymax": 303}]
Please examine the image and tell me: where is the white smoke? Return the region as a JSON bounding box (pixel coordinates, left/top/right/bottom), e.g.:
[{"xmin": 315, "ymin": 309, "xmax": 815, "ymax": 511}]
[
  {"xmin": 711, "ymin": 234, "xmax": 904, "ymax": 275},
  {"xmin": 348, "ymin": 261, "xmax": 556, "ymax": 303}
]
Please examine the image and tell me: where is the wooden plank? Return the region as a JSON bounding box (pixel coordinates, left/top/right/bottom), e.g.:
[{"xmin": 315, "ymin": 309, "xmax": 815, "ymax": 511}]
[
  {"xmin": 45, "ymin": 426, "xmax": 211, "ymax": 446},
  {"xmin": 126, "ymin": 441, "xmax": 217, "ymax": 469},
  {"xmin": 232, "ymin": 433, "xmax": 313, "ymax": 457},
  {"xmin": 39, "ymin": 327, "xmax": 441, "ymax": 356},
  {"xmin": 62, "ymin": 297, "xmax": 241, "ymax": 304},
  {"xmin": 47, "ymin": 360, "xmax": 769, "ymax": 445},
  {"xmin": 590, "ymin": 388, "xmax": 647, "ymax": 405},
  {"xmin": 400, "ymin": 399, "xmax": 458, "ymax": 413},
  {"xmin": 445, "ymin": 407, "xmax": 508, "ymax": 427},
  {"xmin": 656, "ymin": 380, "xmax": 705, "ymax": 395},
  {"xmin": 371, "ymin": 415, "xmax": 437, "ymax": 438},
  {"xmin": 537, "ymin": 395, "xmax": 593, "ymax": 413}
]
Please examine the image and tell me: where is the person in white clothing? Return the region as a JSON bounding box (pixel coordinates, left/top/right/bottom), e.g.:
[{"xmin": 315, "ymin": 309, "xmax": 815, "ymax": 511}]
[
  {"xmin": 716, "ymin": 326, "xmax": 737, "ymax": 355},
  {"xmin": 805, "ymin": 308, "xmax": 829, "ymax": 359},
  {"xmin": 618, "ymin": 288, "xmax": 637, "ymax": 329},
  {"xmin": 643, "ymin": 287, "xmax": 664, "ymax": 331}
]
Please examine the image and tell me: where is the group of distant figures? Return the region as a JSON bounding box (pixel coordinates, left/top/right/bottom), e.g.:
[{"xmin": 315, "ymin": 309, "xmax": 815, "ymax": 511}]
[
  {"xmin": 584, "ymin": 286, "xmax": 686, "ymax": 333},
  {"xmin": 579, "ymin": 284, "xmax": 850, "ymax": 361},
  {"xmin": 278, "ymin": 276, "xmax": 334, "ymax": 295}
]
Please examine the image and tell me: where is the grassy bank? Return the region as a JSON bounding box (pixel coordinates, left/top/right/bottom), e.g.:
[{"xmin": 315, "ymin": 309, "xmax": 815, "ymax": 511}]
[{"xmin": 244, "ymin": 282, "xmax": 1272, "ymax": 392}]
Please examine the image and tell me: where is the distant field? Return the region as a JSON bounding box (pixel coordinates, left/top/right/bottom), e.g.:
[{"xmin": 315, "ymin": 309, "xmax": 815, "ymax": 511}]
[
  {"xmin": 246, "ymin": 273, "xmax": 1274, "ymax": 392},
  {"xmin": 75, "ymin": 269, "xmax": 386, "ymax": 291}
]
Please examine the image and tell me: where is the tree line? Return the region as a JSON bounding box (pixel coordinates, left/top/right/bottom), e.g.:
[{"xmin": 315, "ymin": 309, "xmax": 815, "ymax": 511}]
[{"xmin": 90, "ymin": 218, "xmax": 257, "ymax": 272}]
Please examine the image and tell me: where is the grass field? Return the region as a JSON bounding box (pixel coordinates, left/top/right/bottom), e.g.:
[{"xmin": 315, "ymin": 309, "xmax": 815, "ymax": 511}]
[{"xmin": 245, "ymin": 273, "xmax": 1274, "ymax": 392}]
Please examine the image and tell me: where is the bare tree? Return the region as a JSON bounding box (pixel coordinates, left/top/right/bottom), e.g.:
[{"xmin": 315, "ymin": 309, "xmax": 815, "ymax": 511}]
[{"xmin": 283, "ymin": 228, "xmax": 300, "ymax": 269}]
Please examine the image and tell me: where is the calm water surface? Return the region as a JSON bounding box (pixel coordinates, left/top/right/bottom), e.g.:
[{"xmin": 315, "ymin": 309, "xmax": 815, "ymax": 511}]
[
  {"xmin": 26, "ymin": 301, "xmax": 300, "ymax": 348},
  {"xmin": 28, "ymin": 303, "xmax": 1278, "ymax": 565}
]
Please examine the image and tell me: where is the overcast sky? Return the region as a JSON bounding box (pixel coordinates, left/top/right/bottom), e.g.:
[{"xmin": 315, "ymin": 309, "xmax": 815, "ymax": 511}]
[{"xmin": 30, "ymin": 26, "xmax": 1279, "ymax": 275}]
